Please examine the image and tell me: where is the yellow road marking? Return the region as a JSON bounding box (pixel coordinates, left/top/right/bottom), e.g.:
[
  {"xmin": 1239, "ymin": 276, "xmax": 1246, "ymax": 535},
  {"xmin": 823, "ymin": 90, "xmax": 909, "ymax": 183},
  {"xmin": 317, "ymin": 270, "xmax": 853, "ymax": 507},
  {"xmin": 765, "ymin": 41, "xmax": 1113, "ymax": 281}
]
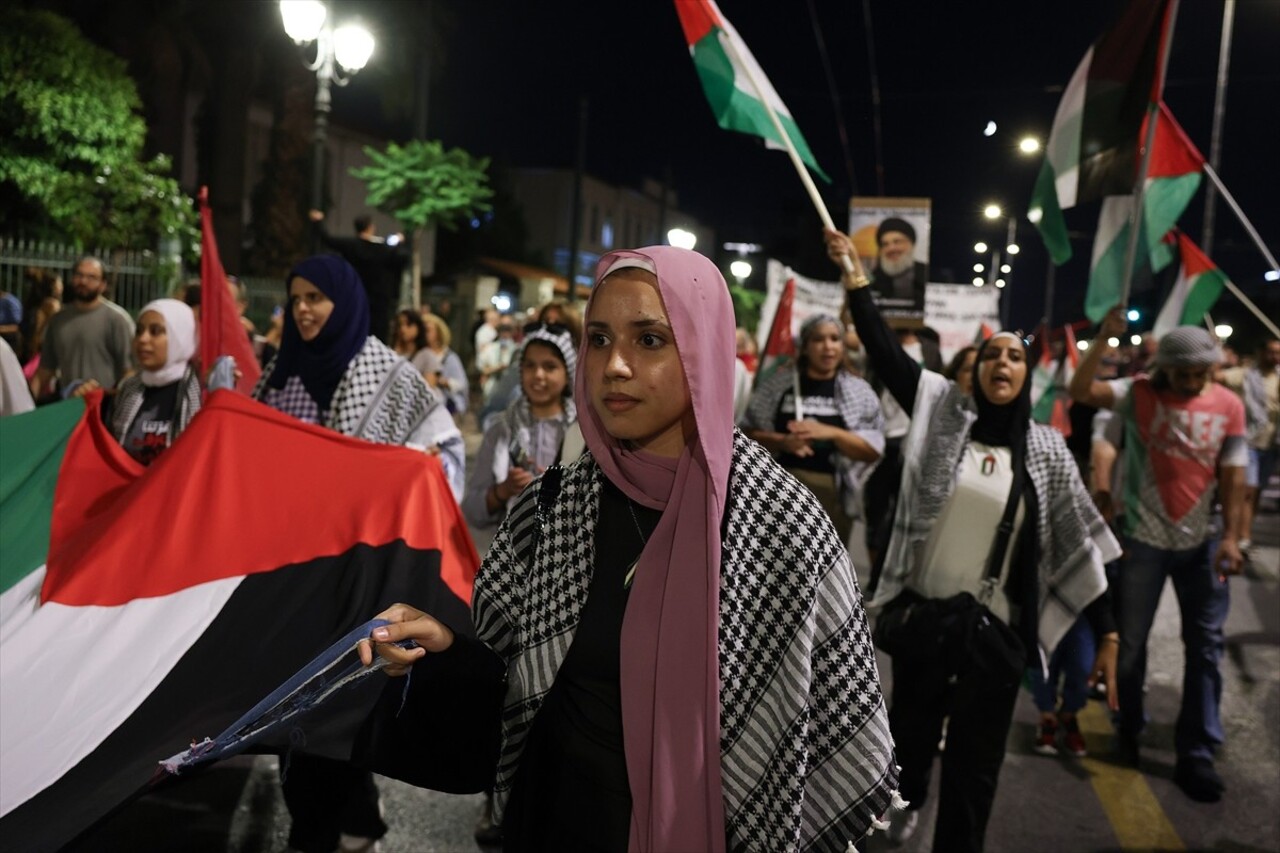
[{"xmin": 1077, "ymin": 701, "xmax": 1185, "ymax": 851}]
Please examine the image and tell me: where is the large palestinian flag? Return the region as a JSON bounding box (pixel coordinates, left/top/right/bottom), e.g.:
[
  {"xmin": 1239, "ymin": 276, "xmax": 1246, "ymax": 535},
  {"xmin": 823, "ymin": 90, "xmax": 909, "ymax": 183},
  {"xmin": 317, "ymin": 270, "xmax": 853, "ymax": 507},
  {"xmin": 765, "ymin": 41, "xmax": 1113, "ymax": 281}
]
[
  {"xmin": 0, "ymin": 392, "xmax": 478, "ymax": 851},
  {"xmin": 1028, "ymin": 0, "xmax": 1171, "ymax": 264}
]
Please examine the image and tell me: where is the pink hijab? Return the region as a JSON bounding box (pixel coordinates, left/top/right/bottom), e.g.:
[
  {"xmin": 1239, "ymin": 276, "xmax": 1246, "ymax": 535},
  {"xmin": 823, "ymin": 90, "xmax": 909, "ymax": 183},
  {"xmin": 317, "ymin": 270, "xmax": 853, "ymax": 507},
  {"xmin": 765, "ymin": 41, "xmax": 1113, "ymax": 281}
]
[{"xmin": 574, "ymin": 247, "xmax": 736, "ymax": 852}]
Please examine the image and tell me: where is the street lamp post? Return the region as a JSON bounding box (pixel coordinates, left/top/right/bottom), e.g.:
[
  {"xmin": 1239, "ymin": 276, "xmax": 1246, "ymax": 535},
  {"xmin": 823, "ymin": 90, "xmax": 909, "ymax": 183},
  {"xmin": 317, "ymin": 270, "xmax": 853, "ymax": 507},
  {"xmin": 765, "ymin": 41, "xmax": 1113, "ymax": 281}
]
[{"xmin": 279, "ymin": 1, "xmax": 374, "ymax": 215}]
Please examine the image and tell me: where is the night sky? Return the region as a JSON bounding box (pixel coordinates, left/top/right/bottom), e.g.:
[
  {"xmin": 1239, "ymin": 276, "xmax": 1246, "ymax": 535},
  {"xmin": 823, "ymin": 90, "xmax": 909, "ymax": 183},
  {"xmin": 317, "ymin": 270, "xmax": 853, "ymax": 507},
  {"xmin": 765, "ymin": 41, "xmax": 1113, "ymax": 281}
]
[
  {"xmin": 100, "ymin": 0, "xmax": 1280, "ymax": 337},
  {"xmin": 356, "ymin": 0, "xmax": 1276, "ymax": 338}
]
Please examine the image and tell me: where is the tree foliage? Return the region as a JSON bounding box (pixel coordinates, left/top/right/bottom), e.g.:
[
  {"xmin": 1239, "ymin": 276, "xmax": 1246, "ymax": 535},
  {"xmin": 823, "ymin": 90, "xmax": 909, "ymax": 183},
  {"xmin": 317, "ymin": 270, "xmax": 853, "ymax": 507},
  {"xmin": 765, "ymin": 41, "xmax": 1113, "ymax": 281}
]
[
  {"xmin": 0, "ymin": 8, "xmax": 196, "ymax": 251},
  {"xmin": 729, "ymin": 282, "xmax": 767, "ymax": 333},
  {"xmin": 351, "ymin": 140, "xmax": 494, "ymax": 233}
]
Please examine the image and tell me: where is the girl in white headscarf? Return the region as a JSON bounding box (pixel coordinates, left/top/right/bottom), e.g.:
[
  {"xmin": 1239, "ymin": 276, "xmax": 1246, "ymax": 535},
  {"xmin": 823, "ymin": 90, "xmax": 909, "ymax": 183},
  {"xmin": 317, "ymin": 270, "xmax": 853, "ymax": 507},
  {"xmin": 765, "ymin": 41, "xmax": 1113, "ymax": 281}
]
[{"xmin": 108, "ymin": 298, "xmax": 201, "ymax": 465}]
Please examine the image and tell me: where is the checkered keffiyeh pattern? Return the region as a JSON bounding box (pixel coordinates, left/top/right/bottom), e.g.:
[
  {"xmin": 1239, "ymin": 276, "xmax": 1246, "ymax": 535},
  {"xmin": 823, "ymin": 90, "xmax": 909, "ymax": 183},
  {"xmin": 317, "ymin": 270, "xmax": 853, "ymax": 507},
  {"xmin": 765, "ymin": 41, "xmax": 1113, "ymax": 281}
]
[
  {"xmin": 473, "ymin": 430, "xmax": 898, "ymax": 851},
  {"xmin": 875, "ymin": 371, "xmax": 1120, "ymax": 659},
  {"xmin": 255, "ymin": 337, "xmax": 442, "ymax": 445}
]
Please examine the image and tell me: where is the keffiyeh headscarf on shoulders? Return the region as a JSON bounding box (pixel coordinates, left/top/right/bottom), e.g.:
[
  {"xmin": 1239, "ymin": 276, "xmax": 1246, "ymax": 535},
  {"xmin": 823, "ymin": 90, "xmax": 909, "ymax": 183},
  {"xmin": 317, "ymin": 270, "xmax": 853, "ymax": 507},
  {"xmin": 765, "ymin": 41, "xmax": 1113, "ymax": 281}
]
[
  {"xmin": 575, "ymin": 246, "xmax": 735, "ymax": 853},
  {"xmin": 501, "ymin": 325, "xmax": 578, "ymax": 468},
  {"xmin": 266, "ymin": 255, "xmax": 370, "ymax": 411},
  {"xmin": 137, "ymin": 298, "xmax": 196, "ymax": 387}
]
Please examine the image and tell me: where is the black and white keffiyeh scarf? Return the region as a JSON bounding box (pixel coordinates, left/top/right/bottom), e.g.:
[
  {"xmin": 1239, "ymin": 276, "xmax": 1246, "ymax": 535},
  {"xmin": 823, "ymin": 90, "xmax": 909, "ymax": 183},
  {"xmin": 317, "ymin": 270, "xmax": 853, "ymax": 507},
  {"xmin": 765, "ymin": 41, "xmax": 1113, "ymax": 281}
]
[
  {"xmin": 473, "ymin": 430, "xmax": 900, "ymax": 852},
  {"xmin": 254, "ymin": 336, "xmax": 441, "ymax": 445},
  {"xmin": 874, "ymin": 370, "xmax": 1121, "ymax": 658}
]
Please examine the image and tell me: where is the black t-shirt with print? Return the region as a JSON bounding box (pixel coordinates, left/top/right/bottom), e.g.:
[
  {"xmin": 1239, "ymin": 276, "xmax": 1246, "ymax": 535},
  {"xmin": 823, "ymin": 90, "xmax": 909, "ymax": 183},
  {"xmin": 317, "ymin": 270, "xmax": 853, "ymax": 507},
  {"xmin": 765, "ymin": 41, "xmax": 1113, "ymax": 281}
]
[
  {"xmin": 772, "ymin": 374, "xmax": 842, "ymax": 473},
  {"xmin": 123, "ymin": 382, "xmax": 180, "ymax": 465}
]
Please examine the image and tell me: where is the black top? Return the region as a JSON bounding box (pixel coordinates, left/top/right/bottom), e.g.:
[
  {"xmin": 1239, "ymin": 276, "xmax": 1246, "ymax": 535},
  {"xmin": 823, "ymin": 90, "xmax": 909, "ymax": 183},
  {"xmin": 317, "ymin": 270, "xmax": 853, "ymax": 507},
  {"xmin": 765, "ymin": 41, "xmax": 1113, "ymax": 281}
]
[
  {"xmin": 848, "ymin": 286, "xmax": 923, "ymax": 413},
  {"xmin": 120, "ymin": 382, "xmax": 180, "ymax": 466},
  {"xmin": 772, "ymin": 374, "xmax": 842, "ymax": 474},
  {"xmin": 502, "ymin": 476, "xmax": 661, "ymax": 852}
]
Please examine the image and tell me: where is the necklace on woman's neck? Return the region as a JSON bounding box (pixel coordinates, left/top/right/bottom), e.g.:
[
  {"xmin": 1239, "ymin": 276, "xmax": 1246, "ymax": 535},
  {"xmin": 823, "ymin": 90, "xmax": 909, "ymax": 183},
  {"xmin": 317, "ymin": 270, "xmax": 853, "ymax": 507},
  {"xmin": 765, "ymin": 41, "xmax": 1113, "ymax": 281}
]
[{"xmin": 623, "ymin": 499, "xmax": 649, "ymax": 590}]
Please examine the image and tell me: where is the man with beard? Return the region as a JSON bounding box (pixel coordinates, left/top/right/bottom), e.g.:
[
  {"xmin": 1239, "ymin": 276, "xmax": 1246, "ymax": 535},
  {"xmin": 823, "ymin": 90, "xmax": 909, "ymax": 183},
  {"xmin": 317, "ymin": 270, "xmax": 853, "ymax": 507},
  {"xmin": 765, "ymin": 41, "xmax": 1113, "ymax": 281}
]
[
  {"xmin": 33, "ymin": 256, "xmax": 133, "ymax": 399},
  {"xmin": 870, "ymin": 217, "xmax": 928, "ymax": 318}
]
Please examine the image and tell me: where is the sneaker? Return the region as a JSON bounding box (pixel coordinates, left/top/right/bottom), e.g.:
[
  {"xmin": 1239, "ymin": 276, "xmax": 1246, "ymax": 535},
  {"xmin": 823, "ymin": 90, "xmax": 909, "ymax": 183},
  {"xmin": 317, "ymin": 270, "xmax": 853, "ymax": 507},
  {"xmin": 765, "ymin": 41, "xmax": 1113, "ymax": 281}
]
[
  {"xmin": 1174, "ymin": 756, "xmax": 1225, "ymax": 803},
  {"xmin": 1060, "ymin": 716, "xmax": 1087, "ymax": 757},
  {"xmin": 885, "ymin": 808, "xmax": 919, "ymax": 845},
  {"xmin": 1034, "ymin": 717, "xmax": 1059, "ymax": 755}
]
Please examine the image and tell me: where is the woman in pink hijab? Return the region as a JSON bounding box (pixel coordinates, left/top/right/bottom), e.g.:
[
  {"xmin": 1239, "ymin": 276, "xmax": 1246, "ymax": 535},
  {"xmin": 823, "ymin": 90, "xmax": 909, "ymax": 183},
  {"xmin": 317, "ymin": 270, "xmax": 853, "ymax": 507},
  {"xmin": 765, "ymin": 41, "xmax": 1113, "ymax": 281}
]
[{"xmin": 358, "ymin": 247, "xmax": 899, "ymax": 851}]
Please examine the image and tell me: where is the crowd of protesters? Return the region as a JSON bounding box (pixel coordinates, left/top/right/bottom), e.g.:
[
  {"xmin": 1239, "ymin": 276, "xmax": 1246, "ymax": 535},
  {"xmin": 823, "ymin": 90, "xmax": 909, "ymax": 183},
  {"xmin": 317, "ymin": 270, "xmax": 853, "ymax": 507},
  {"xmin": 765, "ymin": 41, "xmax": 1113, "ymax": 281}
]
[{"xmin": 2, "ymin": 218, "xmax": 1276, "ymax": 852}]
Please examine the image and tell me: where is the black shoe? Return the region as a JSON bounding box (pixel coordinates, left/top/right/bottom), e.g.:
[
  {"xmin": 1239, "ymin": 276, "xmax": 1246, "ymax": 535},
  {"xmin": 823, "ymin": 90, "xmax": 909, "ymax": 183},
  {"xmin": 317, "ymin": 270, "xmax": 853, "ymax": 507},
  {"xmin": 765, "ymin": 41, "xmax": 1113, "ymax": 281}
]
[
  {"xmin": 1175, "ymin": 756, "xmax": 1224, "ymax": 803},
  {"xmin": 1115, "ymin": 732, "xmax": 1140, "ymax": 768}
]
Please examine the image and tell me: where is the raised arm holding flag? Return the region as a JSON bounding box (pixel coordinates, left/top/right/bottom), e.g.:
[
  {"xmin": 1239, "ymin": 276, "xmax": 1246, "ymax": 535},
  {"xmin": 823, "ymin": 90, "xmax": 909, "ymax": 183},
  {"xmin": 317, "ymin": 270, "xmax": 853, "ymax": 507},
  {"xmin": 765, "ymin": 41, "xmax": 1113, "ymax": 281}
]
[{"xmin": 674, "ymin": 0, "xmax": 867, "ymax": 281}]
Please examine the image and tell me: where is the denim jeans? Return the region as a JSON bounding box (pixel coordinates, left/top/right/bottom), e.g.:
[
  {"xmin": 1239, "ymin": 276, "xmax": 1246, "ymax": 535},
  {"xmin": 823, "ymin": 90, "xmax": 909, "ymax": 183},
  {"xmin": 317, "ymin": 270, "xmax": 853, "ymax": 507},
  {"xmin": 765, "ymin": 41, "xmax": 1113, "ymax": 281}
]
[
  {"xmin": 1116, "ymin": 537, "xmax": 1229, "ymax": 760},
  {"xmin": 1030, "ymin": 615, "xmax": 1096, "ymax": 715}
]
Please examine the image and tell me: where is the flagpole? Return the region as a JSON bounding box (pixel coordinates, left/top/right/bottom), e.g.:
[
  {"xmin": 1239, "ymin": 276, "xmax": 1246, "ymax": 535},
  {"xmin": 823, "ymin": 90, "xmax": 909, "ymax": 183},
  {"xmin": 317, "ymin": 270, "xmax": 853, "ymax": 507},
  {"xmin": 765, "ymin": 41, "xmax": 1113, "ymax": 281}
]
[
  {"xmin": 1200, "ymin": 0, "xmax": 1235, "ymax": 257},
  {"xmin": 721, "ymin": 35, "xmax": 869, "ymax": 284},
  {"xmin": 1118, "ymin": 0, "xmax": 1180, "ymax": 308},
  {"xmin": 1202, "ymin": 164, "xmax": 1280, "ymax": 272},
  {"xmin": 1222, "ymin": 278, "xmax": 1280, "ymax": 339}
]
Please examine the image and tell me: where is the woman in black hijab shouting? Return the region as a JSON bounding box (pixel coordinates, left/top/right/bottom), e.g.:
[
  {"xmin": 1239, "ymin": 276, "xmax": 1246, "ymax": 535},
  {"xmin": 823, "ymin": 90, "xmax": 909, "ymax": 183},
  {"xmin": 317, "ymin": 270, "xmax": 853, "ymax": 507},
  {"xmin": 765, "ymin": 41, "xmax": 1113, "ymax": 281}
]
[{"xmin": 825, "ymin": 229, "xmax": 1120, "ymax": 853}]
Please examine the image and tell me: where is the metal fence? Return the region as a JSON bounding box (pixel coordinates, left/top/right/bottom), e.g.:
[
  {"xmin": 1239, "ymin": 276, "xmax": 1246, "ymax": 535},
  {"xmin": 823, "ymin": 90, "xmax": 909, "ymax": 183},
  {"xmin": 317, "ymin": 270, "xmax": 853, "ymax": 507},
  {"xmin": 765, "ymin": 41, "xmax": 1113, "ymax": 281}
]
[
  {"xmin": 0, "ymin": 236, "xmax": 174, "ymax": 315},
  {"xmin": 0, "ymin": 236, "xmax": 283, "ymax": 329}
]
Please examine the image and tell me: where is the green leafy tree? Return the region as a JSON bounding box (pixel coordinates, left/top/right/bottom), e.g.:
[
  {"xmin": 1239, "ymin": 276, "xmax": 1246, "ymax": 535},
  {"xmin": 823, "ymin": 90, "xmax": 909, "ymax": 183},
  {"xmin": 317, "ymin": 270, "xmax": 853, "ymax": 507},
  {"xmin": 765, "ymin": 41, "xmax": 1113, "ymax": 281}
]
[
  {"xmin": 0, "ymin": 8, "xmax": 196, "ymax": 270},
  {"xmin": 351, "ymin": 139, "xmax": 494, "ymax": 306},
  {"xmin": 728, "ymin": 282, "xmax": 767, "ymax": 333}
]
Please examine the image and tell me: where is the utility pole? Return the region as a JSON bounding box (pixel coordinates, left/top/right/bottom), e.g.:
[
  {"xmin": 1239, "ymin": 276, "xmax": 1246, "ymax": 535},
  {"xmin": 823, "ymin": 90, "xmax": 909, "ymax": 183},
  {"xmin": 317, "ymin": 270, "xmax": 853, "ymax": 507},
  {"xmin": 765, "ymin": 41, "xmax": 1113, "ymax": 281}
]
[{"xmin": 566, "ymin": 97, "xmax": 588, "ymax": 304}]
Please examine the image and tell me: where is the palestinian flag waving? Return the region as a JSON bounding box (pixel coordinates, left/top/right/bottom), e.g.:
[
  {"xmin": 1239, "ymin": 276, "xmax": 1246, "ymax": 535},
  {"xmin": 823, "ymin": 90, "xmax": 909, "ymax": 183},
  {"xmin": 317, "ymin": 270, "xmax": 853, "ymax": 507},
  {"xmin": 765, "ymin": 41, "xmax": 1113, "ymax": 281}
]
[
  {"xmin": 1028, "ymin": 0, "xmax": 1171, "ymax": 264},
  {"xmin": 675, "ymin": 0, "xmax": 829, "ymax": 181},
  {"xmin": 754, "ymin": 274, "xmax": 796, "ymax": 387},
  {"xmin": 1084, "ymin": 104, "xmax": 1205, "ymax": 321},
  {"xmin": 0, "ymin": 392, "xmax": 477, "ymax": 851},
  {"xmin": 1031, "ymin": 325, "xmax": 1081, "ymax": 437},
  {"xmin": 1153, "ymin": 232, "xmax": 1228, "ymax": 338}
]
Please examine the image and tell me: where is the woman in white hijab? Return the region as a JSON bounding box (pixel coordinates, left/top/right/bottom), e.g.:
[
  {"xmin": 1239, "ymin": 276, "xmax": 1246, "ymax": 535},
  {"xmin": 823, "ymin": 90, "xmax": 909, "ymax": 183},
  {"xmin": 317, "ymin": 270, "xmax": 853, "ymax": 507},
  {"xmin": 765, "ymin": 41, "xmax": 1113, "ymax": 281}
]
[{"xmin": 108, "ymin": 298, "xmax": 201, "ymax": 465}]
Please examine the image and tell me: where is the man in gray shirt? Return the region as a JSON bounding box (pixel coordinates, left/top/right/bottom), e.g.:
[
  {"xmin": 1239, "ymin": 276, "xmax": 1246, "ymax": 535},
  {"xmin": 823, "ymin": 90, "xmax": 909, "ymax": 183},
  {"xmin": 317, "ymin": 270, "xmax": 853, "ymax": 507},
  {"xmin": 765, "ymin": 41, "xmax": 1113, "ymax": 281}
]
[{"xmin": 34, "ymin": 256, "xmax": 134, "ymax": 396}]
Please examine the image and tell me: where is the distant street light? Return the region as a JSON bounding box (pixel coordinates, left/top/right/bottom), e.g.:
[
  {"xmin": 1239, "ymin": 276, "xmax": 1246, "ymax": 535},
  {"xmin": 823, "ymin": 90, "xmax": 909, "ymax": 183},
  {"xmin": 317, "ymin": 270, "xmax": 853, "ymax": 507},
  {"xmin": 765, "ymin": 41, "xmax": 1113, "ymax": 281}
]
[
  {"xmin": 667, "ymin": 227, "xmax": 696, "ymax": 250},
  {"xmin": 983, "ymin": 204, "xmax": 1003, "ymax": 220},
  {"xmin": 995, "ymin": 279, "xmax": 1006, "ymax": 288},
  {"xmin": 972, "ymin": 277, "xmax": 985, "ymax": 287},
  {"xmin": 1130, "ymin": 334, "xmax": 1143, "ymax": 345},
  {"xmin": 1006, "ymin": 243, "xmax": 1020, "ymax": 255},
  {"xmin": 729, "ymin": 259, "xmax": 753, "ymax": 281},
  {"xmin": 1126, "ymin": 308, "xmax": 1141, "ymax": 322},
  {"xmin": 1000, "ymin": 264, "xmax": 1011, "ymax": 274},
  {"xmin": 1018, "ymin": 136, "xmax": 1041, "ymax": 155},
  {"xmin": 280, "ymin": 0, "xmax": 375, "ymax": 214},
  {"xmin": 983, "ymin": 120, "xmax": 997, "ymax": 137},
  {"xmin": 974, "ymin": 241, "xmax": 989, "ymax": 254},
  {"xmin": 1215, "ymin": 324, "xmax": 1233, "ymax": 339},
  {"xmin": 973, "ymin": 263, "xmax": 985, "ymax": 273}
]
